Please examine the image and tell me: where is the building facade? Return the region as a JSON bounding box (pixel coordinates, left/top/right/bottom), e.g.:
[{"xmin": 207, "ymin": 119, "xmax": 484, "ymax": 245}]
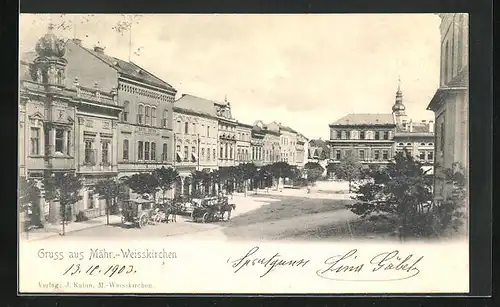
[
  {"xmin": 251, "ymin": 122, "xmax": 265, "ymax": 167},
  {"xmin": 235, "ymin": 122, "xmax": 252, "ymax": 165},
  {"xmin": 426, "ymin": 13, "xmax": 469, "ymax": 202},
  {"xmin": 328, "ymin": 114, "xmax": 396, "ymax": 166},
  {"xmin": 216, "ymin": 99, "xmax": 238, "ymax": 168},
  {"xmin": 296, "ymin": 133, "xmax": 309, "ymax": 168},
  {"xmin": 19, "ymin": 26, "xmax": 123, "ymax": 223}
]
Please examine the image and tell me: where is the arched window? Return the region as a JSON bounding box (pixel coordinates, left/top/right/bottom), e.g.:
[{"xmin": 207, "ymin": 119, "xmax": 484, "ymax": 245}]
[
  {"xmin": 151, "ymin": 107, "xmax": 157, "ymax": 126},
  {"xmin": 458, "ymin": 15, "xmax": 464, "ymax": 70},
  {"xmin": 184, "ymin": 122, "xmax": 189, "ymax": 134},
  {"xmin": 145, "ymin": 106, "xmax": 151, "ymax": 126},
  {"xmin": 122, "ymin": 101, "xmax": 129, "ymax": 122},
  {"xmin": 137, "ymin": 104, "xmax": 144, "ymax": 124},
  {"xmin": 162, "ymin": 110, "xmax": 168, "ymax": 128},
  {"xmin": 444, "ymin": 41, "xmax": 450, "ymax": 83}
]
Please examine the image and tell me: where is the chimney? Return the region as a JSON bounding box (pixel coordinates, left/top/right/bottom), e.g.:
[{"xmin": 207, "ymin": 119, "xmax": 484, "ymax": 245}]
[
  {"xmin": 409, "ymin": 119, "xmax": 413, "ymax": 132},
  {"xmin": 428, "ymin": 120, "xmax": 434, "ymax": 133},
  {"xmin": 94, "ymin": 46, "xmax": 105, "ymax": 53},
  {"xmin": 72, "ymin": 38, "xmax": 82, "ymax": 46}
]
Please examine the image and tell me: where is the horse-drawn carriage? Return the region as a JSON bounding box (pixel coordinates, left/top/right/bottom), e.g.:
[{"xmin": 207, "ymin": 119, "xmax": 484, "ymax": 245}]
[
  {"xmin": 191, "ymin": 195, "xmax": 236, "ymax": 223},
  {"xmin": 120, "ymin": 199, "xmax": 156, "ymax": 228}
]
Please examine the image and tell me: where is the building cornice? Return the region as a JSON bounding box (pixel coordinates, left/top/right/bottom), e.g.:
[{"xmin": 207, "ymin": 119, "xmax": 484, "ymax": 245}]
[{"xmin": 119, "ymin": 75, "xmax": 177, "ymax": 96}]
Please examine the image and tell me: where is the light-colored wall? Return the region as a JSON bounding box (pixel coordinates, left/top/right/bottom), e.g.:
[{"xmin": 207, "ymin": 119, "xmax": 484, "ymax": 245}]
[{"xmin": 439, "ymin": 13, "xmax": 469, "ymax": 86}]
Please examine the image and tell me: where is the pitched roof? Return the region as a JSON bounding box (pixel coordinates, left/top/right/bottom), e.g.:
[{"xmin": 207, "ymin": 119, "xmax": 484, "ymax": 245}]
[
  {"xmin": 396, "ymin": 122, "xmax": 432, "ymax": 133},
  {"xmin": 331, "ymin": 113, "xmax": 395, "ymax": 126},
  {"xmin": 72, "ymin": 41, "xmax": 176, "ymax": 92},
  {"xmin": 174, "ymin": 94, "xmax": 218, "ymax": 117}
]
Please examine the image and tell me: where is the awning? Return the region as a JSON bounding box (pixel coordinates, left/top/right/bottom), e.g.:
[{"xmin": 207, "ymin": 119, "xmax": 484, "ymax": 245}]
[
  {"xmin": 191, "ymin": 152, "xmax": 197, "ymax": 162},
  {"xmin": 422, "ymin": 165, "xmax": 434, "ymax": 175},
  {"xmin": 176, "ymin": 152, "xmax": 183, "ymax": 161}
]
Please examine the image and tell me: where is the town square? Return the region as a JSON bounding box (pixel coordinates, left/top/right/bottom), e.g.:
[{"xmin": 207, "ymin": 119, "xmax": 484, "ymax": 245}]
[{"xmin": 18, "ymin": 14, "xmax": 468, "ymax": 243}]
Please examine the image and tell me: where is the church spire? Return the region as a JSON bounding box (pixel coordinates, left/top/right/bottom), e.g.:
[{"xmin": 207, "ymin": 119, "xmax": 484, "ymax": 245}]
[{"xmin": 392, "ymin": 76, "xmax": 405, "ymax": 113}]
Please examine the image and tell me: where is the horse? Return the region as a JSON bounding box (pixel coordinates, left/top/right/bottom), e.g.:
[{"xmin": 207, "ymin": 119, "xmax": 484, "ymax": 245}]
[
  {"xmin": 219, "ymin": 203, "xmax": 236, "ymax": 221},
  {"xmin": 165, "ymin": 203, "xmax": 182, "ymax": 223}
]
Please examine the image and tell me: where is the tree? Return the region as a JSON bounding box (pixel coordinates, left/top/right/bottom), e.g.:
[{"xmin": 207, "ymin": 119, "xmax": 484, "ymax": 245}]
[
  {"xmin": 94, "ymin": 179, "xmax": 120, "ymax": 225},
  {"xmin": 126, "ymin": 173, "xmax": 159, "ymax": 201},
  {"xmin": 304, "ymin": 162, "xmax": 324, "ymax": 186},
  {"xmin": 236, "ymin": 163, "xmax": 257, "ymax": 196},
  {"xmin": 153, "ymin": 167, "xmax": 180, "ymax": 201},
  {"xmin": 319, "ymin": 146, "xmax": 331, "ymax": 160},
  {"xmin": 270, "ymin": 162, "xmax": 291, "ymax": 190},
  {"xmin": 19, "ymin": 177, "xmax": 41, "ymax": 228},
  {"xmin": 43, "ymin": 172, "xmax": 82, "ymax": 235},
  {"xmin": 333, "ymin": 152, "xmax": 363, "ymax": 192},
  {"xmin": 191, "ymin": 170, "xmax": 210, "ymax": 197},
  {"xmin": 346, "ymin": 151, "xmax": 434, "ymax": 239}
]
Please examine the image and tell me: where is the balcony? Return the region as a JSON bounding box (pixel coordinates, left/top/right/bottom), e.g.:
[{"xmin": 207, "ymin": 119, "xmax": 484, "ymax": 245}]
[{"xmin": 44, "ymin": 154, "xmax": 75, "ymax": 170}]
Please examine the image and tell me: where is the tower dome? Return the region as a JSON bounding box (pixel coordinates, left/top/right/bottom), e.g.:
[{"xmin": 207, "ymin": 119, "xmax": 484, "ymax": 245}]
[
  {"xmin": 391, "ymin": 77, "xmax": 406, "ymax": 113},
  {"xmin": 35, "ymin": 24, "xmax": 66, "ymax": 58}
]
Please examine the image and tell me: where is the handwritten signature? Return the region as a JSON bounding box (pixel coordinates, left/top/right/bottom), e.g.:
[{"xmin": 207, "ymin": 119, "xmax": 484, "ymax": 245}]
[
  {"xmin": 227, "ymin": 247, "xmax": 423, "ymax": 281},
  {"xmin": 316, "ymin": 249, "xmax": 423, "ymax": 281}
]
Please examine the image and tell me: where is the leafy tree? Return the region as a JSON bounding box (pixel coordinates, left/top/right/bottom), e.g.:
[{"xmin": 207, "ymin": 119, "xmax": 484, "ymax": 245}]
[
  {"xmin": 209, "ymin": 169, "xmax": 220, "ymax": 196},
  {"xmin": 19, "ymin": 177, "xmax": 41, "ymax": 227},
  {"xmin": 304, "ymin": 162, "xmax": 324, "ymax": 186},
  {"xmin": 191, "ymin": 170, "xmax": 210, "ymax": 196},
  {"xmin": 153, "ymin": 167, "xmax": 180, "ymax": 201},
  {"xmin": 94, "ymin": 179, "xmax": 120, "ymax": 225},
  {"xmin": 270, "ymin": 162, "xmax": 291, "ymax": 190},
  {"xmin": 236, "ymin": 163, "xmax": 258, "ymax": 196},
  {"xmin": 333, "ymin": 151, "xmax": 363, "ymax": 192},
  {"xmin": 126, "ymin": 172, "xmax": 159, "ymax": 201},
  {"xmin": 346, "ymin": 152, "xmax": 434, "ymax": 239},
  {"xmin": 319, "ymin": 146, "xmax": 331, "ymax": 160},
  {"xmin": 43, "ymin": 172, "xmax": 83, "ymax": 235}
]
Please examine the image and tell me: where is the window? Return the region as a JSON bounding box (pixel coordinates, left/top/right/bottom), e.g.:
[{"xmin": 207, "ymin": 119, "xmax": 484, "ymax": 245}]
[
  {"xmin": 138, "ymin": 141, "xmax": 143, "ymax": 160},
  {"xmin": 145, "ymin": 106, "xmax": 150, "ymax": 126},
  {"xmin": 360, "ymin": 131, "xmax": 365, "ymax": 140},
  {"xmin": 399, "ymin": 143, "xmax": 404, "ymax": 146},
  {"xmin": 428, "ymin": 143, "xmax": 433, "ymax": 146},
  {"xmin": 374, "ymin": 150, "xmax": 380, "ymax": 160},
  {"xmin": 229, "ymin": 147, "xmax": 233, "ymax": 159},
  {"xmin": 202, "ymin": 148, "xmax": 205, "ymax": 161},
  {"xmin": 176, "ymin": 121, "xmax": 181, "ymax": 133},
  {"xmin": 151, "ymin": 142, "xmax": 156, "ymax": 161},
  {"xmin": 407, "ymin": 143, "xmax": 412, "ymax": 146},
  {"xmin": 336, "ymin": 150, "xmax": 341, "ymax": 160},
  {"xmin": 359, "ymin": 150, "xmax": 365, "ymax": 160},
  {"xmin": 191, "ymin": 146, "xmax": 196, "ymax": 161},
  {"xmin": 176, "ymin": 144, "xmax": 181, "ymax": 155},
  {"xmin": 151, "ymin": 107, "xmax": 157, "ymax": 126},
  {"xmin": 162, "ymin": 143, "xmax": 168, "ymax": 161},
  {"xmin": 123, "ymin": 139, "xmax": 129, "ymax": 160},
  {"xmin": 55, "ymin": 129, "xmax": 64, "ymax": 153},
  {"xmin": 212, "ymin": 149, "xmax": 216, "ymax": 161},
  {"xmin": 382, "ymin": 150, "xmax": 389, "ymax": 160},
  {"xmin": 237, "ymin": 148, "xmax": 241, "ymax": 160},
  {"xmin": 137, "ymin": 105, "xmax": 144, "ymax": 124},
  {"xmin": 144, "ymin": 142, "xmax": 150, "ymax": 160},
  {"xmin": 458, "ymin": 15, "xmax": 464, "ymax": 69},
  {"xmin": 162, "ymin": 110, "xmax": 168, "ymax": 128},
  {"xmin": 207, "ymin": 147, "xmax": 211, "ymax": 161},
  {"xmin": 374, "ymin": 131, "xmax": 380, "ymax": 140},
  {"xmin": 122, "ymin": 101, "xmax": 129, "ymax": 122},
  {"xmin": 30, "ymin": 127, "xmax": 40, "ymax": 155},
  {"xmin": 220, "ymin": 146, "xmax": 224, "ymax": 159},
  {"xmin": 192, "ymin": 123, "xmax": 196, "ymax": 135},
  {"xmin": 84, "ymin": 140, "xmax": 95, "ymax": 165},
  {"xmin": 184, "ymin": 122, "xmax": 189, "ymax": 134},
  {"xmin": 67, "ymin": 131, "xmax": 71, "ymax": 155},
  {"xmin": 101, "ymin": 141, "xmax": 109, "ymax": 164},
  {"xmin": 207, "ymin": 126, "xmax": 210, "ymax": 137},
  {"xmin": 383, "ymin": 131, "xmax": 389, "ymax": 140},
  {"xmin": 420, "ymin": 143, "xmax": 426, "ymax": 146},
  {"xmin": 225, "ymin": 144, "xmax": 229, "ymax": 159},
  {"xmin": 439, "ymin": 122, "xmax": 445, "ymax": 151},
  {"xmin": 428, "ymin": 151, "xmax": 434, "ymax": 160},
  {"xmin": 419, "ymin": 151, "xmax": 426, "ymax": 160},
  {"xmin": 184, "ymin": 146, "xmax": 189, "ymax": 161}
]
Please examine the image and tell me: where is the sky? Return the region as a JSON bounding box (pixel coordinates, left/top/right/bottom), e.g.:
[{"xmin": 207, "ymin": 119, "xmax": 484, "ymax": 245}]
[{"xmin": 19, "ymin": 14, "xmax": 441, "ymax": 140}]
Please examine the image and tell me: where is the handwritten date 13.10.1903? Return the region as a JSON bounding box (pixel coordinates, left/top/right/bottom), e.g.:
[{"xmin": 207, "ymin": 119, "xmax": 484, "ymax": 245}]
[{"xmin": 63, "ymin": 264, "xmax": 136, "ymax": 278}]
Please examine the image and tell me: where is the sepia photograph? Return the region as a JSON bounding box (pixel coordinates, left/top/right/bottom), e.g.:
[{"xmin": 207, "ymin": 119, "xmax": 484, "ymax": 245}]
[{"xmin": 18, "ymin": 13, "xmax": 470, "ymax": 294}]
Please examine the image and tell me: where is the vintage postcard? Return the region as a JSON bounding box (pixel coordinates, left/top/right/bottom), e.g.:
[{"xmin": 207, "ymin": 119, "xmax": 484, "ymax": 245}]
[{"xmin": 18, "ymin": 13, "xmax": 469, "ymax": 294}]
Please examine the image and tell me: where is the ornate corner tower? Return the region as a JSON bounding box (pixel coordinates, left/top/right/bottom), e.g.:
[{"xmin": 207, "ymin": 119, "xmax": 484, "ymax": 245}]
[
  {"xmin": 392, "ymin": 77, "xmax": 408, "ymax": 128},
  {"xmin": 31, "ymin": 23, "xmax": 68, "ymax": 86}
]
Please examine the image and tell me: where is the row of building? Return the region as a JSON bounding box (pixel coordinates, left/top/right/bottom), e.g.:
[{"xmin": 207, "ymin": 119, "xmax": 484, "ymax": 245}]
[{"xmin": 19, "ymin": 25, "xmax": 308, "ymax": 221}]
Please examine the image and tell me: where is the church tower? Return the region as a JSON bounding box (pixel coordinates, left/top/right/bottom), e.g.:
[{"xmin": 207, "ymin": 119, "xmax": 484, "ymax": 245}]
[{"xmin": 392, "ymin": 77, "xmax": 408, "ymax": 129}]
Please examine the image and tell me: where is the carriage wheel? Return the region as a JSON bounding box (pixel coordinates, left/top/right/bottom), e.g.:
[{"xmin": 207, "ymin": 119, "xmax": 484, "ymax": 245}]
[
  {"xmin": 202, "ymin": 212, "xmax": 209, "ymax": 223},
  {"xmin": 138, "ymin": 214, "xmax": 148, "ymax": 228}
]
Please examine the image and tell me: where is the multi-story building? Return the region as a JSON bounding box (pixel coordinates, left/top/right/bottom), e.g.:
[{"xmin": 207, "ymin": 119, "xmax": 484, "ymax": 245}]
[
  {"xmin": 426, "ymin": 13, "xmax": 468, "ymax": 202},
  {"xmin": 296, "ymin": 133, "xmax": 309, "ymax": 168},
  {"xmin": 267, "ymin": 122, "xmax": 299, "ymax": 165},
  {"xmin": 235, "ymin": 122, "xmax": 252, "ymax": 165},
  {"xmin": 172, "ymin": 94, "xmax": 219, "ymax": 194},
  {"xmin": 328, "ymin": 83, "xmax": 435, "ymax": 170},
  {"xmin": 19, "ymin": 25, "xmax": 123, "ymax": 222},
  {"xmin": 216, "ymin": 98, "xmax": 238, "ymax": 169},
  {"xmin": 328, "ymin": 113, "xmax": 396, "ymax": 166},
  {"xmin": 251, "ymin": 122, "xmax": 265, "ymax": 167}
]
